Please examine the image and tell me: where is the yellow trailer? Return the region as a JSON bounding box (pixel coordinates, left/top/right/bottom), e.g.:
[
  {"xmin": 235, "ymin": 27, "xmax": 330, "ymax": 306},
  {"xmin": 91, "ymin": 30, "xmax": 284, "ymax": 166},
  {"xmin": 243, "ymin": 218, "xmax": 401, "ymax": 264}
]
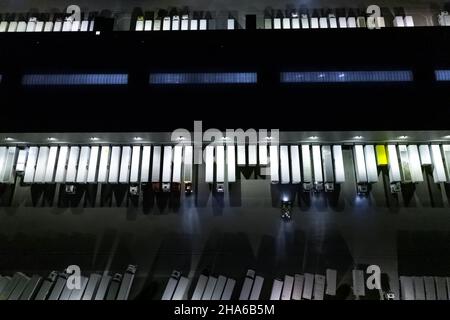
[{"xmin": 376, "ymin": 145, "xmax": 388, "ymax": 166}]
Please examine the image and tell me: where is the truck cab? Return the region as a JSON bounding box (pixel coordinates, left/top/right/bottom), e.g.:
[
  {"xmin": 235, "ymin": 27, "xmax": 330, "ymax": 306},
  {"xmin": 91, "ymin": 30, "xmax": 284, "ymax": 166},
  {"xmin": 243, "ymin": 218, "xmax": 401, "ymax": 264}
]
[
  {"xmin": 216, "ymin": 183, "xmax": 224, "ymax": 193},
  {"xmin": 184, "ymin": 181, "xmax": 193, "ymax": 194},
  {"xmin": 65, "ymin": 184, "xmax": 76, "ymax": 195},
  {"xmin": 390, "ymin": 182, "xmax": 401, "ymax": 194},
  {"xmin": 384, "ymin": 292, "xmax": 396, "ymax": 300},
  {"xmin": 325, "ymin": 182, "xmax": 334, "ymax": 192},
  {"xmin": 126, "ymin": 264, "xmax": 137, "ymax": 274},
  {"xmin": 129, "ymin": 184, "xmax": 139, "ymax": 196},
  {"xmin": 314, "ymin": 181, "xmax": 324, "ymax": 192},
  {"xmin": 357, "ymin": 183, "xmax": 368, "ymax": 196},
  {"xmin": 162, "ymin": 182, "xmax": 171, "ymax": 192},
  {"xmin": 281, "ymin": 200, "xmax": 292, "ymax": 220},
  {"xmin": 171, "ymin": 270, "xmax": 181, "ymax": 280},
  {"xmin": 303, "ymin": 182, "xmax": 313, "ymax": 192},
  {"xmin": 325, "ymin": 182, "xmax": 335, "ymax": 192},
  {"xmin": 246, "ymin": 269, "xmax": 255, "ymax": 280}
]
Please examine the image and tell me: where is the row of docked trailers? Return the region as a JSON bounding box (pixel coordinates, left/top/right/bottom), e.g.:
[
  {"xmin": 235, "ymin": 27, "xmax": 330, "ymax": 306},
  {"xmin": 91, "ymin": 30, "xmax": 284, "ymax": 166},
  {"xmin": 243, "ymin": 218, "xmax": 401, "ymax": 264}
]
[
  {"xmin": 205, "ymin": 143, "xmax": 450, "ymax": 194},
  {"xmin": 353, "ymin": 269, "xmax": 450, "ymax": 300},
  {"xmin": 0, "ymin": 17, "xmax": 94, "ymax": 33},
  {"xmin": 135, "ymin": 15, "xmax": 236, "ymax": 31},
  {"xmin": 162, "ymin": 268, "xmax": 338, "ymax": 301},
  {"xmin": 264, "ymin": 14, "xmax": 387, "ymax": 30},
  {"xmin": 204, "ymin": 144, "xmax": 259, "ymax": 190},
  {"xmin": 1, "ymin": 145, "xmax": 193, "ymax": 193},
  {"xmin": 2, "ymin": 144, "xmax": 450, "ymax": 191},
  {"xmin": 203, "ymin": 144, "xmax": 346, "ymax": 192},
  {"xmin": 268, "ymin": 270, "xmax": 336, "ymax": 300},
  {"xmin": 161, "ymin": 270, "xmax": 236, "ymax": 300},
  {"xmin": 353, "ymin": 144, "xmax": 450, "ymax": 194},
  {"xmin": 237, "ymin": 269, "xmax": 337, "ymax": 301},
  {"xmin": 0, "ymin": 265, "xmax": 136, "ymax": 300},
  {"xmin": 400, "ymin": 275, "xmax": 450, "ymax": 300},
  {"xmin": 149, "ymin": 268, "xmax": 450, "ymax": 300},
  {"xmin": 268, "ymin": 145, "xmax": 346, "ymax": 192}
]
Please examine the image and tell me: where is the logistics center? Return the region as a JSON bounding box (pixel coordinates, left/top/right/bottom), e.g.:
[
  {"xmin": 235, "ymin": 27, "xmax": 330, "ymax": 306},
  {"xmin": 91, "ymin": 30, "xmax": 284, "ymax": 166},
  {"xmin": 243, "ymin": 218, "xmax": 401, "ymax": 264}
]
[{"xmin": 1, "ymin": 0, "xmax": 450, "ymax": 303}]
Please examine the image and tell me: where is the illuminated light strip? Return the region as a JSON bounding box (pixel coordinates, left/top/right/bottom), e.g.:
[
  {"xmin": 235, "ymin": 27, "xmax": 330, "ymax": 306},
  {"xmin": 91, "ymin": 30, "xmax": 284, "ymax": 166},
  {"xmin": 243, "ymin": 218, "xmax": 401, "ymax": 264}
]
[
  {"xmin": 22, "ymin": 74, "xmax": 128, "ymax": 86},
  {"xmin": 435, "ymin": 70, "xmax": 450, "ymax": 81},
  {"xmin": 149, "ymin": 72, "xmax": 257, "ymax": 84},
  {"xmin": 280, "ymin": 71, "xmax": 413, "ymax": 83}
]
